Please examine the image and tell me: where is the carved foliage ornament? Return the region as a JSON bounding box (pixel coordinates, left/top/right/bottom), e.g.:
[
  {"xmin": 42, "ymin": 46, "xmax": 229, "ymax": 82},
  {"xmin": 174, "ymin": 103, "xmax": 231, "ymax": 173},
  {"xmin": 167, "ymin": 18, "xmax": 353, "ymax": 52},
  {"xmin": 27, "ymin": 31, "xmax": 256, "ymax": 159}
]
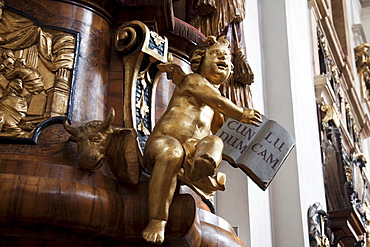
[
  {"xmin": 317, "ymin": 28, "xmax": 345, "ymax": 117},
  {"xmin": 317, "ymin": 28, "xmax": 338, "ymax": 88},
  {"xmin": 115, "ymin": 21, "xmax": 168, "ymax": 152},
  {"xmin": 0, "ymin": 5, "xmax": 77, "ymax": 142}
]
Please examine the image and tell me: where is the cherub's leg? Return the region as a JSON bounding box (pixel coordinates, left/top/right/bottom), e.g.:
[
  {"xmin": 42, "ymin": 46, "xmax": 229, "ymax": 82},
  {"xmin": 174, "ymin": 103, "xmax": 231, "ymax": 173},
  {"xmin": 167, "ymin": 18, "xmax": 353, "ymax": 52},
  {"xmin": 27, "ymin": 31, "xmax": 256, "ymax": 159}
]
[
  {"xmin": 187, "ymin": 135, "xmax": 223, "ymax": 181},
  {"xmin": 142, "ymin": 136, "xmax": 184, "ymax": 244}
]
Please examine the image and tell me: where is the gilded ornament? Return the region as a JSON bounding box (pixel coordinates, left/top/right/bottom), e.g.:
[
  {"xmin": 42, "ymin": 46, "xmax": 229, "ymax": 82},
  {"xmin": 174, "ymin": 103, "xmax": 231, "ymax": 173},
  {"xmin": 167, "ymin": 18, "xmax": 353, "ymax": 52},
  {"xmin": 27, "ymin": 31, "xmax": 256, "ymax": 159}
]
[
  {"xmin": 141, "ymin": 35, "xmax": 262, "ymax": 244},
  {"xmin": 0, "ymin": 7, "xmax": 76, "ymax": 139},
  {"xmin": 355, "ymin": 44, "xmax": 370, "ymax": 103},
  {"xmin": 321, "ymin": 104, "xmax": 340, "ymax": 127}
]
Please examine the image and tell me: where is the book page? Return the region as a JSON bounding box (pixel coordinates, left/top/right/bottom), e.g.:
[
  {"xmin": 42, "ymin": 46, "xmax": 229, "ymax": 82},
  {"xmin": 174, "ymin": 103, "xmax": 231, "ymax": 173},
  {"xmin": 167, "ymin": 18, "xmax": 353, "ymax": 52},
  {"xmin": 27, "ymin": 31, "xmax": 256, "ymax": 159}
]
[
  {"xmin": 216, "ymin": 116, "xmax": 295, "ymax": 190},
  {"xmin": 238, "ymin": 120, "xmax": 295, "ymax": 190},
  {"xmin": 215, "ymin": 115, "xmax": 269, "ymax": 163}
]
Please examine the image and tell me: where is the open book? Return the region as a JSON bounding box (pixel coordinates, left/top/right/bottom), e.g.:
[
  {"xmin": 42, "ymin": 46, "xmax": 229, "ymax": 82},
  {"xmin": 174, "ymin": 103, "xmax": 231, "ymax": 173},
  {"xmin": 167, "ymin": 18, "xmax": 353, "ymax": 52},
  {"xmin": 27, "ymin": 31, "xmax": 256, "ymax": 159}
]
[{"xmin": 216, "ymin": 115, "xmax": 295, "ymax": 190}]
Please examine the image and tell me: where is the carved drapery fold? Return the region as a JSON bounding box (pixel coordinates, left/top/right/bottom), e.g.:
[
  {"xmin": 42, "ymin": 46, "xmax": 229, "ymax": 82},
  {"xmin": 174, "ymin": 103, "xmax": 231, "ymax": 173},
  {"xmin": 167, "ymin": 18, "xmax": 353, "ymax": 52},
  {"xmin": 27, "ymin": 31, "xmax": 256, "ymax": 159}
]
[
  {"xmin": 0, "ymin": 9, "xmax": 39, "ymax": 50},
  {"xmin": 190, "ymin": 0, "xmax": 246, "ymax": 37},
  {"xmin": 0, "ymin": 7, "xmax": 77, "ymax": 141}
]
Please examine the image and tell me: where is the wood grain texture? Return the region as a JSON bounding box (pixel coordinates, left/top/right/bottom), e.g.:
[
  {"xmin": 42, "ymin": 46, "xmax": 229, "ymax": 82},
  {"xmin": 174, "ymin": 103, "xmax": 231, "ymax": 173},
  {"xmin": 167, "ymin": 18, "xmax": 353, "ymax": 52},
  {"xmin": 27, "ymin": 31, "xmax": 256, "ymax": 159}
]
[
  {"xmin": 0, "ymin": 159, "xmax": 245, "ymax": 246},
  {"xmin": 0, "ymin": 1, "xmax": 248, "ymax": 246},
  {"xmin": 329, "ymin": 208, "xmax": 366, "ymax": 246},
  {"xmin": 0, "ymin": 174, "xmax": 202, "ymax": 245}
]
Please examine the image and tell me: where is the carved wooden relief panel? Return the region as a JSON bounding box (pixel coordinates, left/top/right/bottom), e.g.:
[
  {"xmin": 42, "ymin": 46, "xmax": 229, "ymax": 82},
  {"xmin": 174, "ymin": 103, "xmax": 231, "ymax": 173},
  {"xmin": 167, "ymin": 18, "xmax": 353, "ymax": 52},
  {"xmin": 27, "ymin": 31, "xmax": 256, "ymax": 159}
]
[{"xmin": 0, "ymin": 6, "xmax": 78, "ymax": 142}]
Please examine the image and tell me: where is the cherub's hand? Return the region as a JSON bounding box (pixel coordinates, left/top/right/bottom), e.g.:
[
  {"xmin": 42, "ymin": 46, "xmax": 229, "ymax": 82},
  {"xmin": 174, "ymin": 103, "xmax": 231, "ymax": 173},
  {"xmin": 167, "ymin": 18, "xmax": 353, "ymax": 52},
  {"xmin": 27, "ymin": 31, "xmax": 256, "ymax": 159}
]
[{"xmin": 241, "ymin": 108, "xmax": 263, "ymax": 126}]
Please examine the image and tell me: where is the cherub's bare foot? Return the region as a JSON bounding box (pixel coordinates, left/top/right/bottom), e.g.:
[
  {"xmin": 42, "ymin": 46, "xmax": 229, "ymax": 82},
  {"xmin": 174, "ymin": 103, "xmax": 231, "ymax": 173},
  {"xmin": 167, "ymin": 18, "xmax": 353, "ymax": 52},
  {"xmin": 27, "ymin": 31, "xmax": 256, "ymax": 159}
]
[
  {"xmin": 188, "ymin": 153, "xmax": 217, "ymax": 181},
  {"xmin": 142, "ymin": 219, "xmax": 167, "ymax": 244}
]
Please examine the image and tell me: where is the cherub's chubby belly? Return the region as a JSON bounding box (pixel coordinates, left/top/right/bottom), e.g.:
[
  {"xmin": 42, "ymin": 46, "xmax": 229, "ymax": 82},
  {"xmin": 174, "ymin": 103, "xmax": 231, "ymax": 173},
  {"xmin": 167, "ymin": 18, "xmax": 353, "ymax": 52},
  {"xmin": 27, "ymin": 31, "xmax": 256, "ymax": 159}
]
[{"xmin": 149, "ymin": 104, "xmax": 214, "ymax": 144}]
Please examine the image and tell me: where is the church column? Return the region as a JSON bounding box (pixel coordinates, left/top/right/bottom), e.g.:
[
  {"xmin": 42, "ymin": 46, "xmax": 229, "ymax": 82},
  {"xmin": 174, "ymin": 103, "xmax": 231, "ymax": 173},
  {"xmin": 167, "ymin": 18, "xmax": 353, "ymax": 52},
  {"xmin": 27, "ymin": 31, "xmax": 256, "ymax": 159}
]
[{"xmin": 260, "ymin": 0, "xmax": 326, "ymax": 246}]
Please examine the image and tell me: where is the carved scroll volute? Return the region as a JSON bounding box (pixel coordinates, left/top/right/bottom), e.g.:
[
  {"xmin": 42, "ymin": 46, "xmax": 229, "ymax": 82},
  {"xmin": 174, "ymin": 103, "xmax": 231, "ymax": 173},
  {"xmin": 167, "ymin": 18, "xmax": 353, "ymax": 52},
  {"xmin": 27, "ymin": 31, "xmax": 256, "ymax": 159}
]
[{"xmin": 115, "ymin": 21, "xmax": 168, "ymax": 152}]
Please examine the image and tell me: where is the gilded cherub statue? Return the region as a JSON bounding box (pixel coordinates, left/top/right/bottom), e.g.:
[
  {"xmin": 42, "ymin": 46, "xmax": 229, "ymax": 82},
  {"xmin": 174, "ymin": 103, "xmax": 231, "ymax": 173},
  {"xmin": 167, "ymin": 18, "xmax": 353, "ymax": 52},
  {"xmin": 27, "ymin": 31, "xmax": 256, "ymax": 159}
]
[{"xmin": 142, "ymin": 35, "xmax": 262, "ymax": 244}]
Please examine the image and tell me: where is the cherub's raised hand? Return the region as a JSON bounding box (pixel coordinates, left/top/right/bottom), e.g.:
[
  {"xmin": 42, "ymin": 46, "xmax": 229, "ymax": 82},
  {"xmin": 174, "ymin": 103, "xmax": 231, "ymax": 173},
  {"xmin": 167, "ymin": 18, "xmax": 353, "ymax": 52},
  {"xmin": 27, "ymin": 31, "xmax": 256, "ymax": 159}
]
[{"xmin": 241, "ymin": 108, "xmax": 263, "ymax": 126}]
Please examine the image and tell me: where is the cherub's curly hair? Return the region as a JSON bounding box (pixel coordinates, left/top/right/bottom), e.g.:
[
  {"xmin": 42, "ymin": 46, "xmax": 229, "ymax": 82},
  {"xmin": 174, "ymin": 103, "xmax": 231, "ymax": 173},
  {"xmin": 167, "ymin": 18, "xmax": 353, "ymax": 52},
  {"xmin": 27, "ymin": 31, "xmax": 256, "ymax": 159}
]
[{"xmin": 190, "ymin": 36, "xmax": 231, "ymax": 73}]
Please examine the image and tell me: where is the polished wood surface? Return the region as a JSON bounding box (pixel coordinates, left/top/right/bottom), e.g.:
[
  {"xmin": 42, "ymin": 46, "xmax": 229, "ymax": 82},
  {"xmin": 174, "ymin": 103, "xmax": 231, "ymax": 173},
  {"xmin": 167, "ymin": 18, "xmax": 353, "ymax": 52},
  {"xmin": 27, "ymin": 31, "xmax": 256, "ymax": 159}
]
[
  {"xmin": 0, "ymin": 125, "xmax": 244, "ymax": 246},
  {"xmin": 329, "ymin": 208, "xmax": 366, "ymax": 246},
  {"xmin": 0, "ymin": 0, "xmax": 248, "ymax": 246}
]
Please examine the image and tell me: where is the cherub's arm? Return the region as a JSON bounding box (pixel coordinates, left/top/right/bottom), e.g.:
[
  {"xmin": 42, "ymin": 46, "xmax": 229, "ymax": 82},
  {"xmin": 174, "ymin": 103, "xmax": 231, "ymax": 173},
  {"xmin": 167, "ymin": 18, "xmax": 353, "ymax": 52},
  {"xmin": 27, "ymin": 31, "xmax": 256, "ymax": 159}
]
[
  {"xmin": 211, "ymin": 110, "xmax": 224, "ymax": 134},
  {"xmin": 184, "ymin": 74, "xmax": 262, "ymax": 126}
]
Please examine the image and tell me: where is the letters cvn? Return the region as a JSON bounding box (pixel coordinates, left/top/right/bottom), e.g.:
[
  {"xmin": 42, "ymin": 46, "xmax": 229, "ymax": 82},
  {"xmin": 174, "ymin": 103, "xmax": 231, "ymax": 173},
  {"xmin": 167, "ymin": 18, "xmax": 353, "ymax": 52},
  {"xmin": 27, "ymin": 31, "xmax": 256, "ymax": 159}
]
[{"xmin": 218, "ymin": 120, "xmax": 286, "ymax": 170}]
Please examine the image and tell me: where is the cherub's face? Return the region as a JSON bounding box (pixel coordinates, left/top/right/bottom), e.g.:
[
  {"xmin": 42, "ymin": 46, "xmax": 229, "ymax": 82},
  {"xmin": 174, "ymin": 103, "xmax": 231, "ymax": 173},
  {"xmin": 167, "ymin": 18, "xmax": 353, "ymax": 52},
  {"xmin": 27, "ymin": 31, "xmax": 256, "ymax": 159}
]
[{"xmin": 199, "ymin": 44, "xmax": 232, "ymax": 85}]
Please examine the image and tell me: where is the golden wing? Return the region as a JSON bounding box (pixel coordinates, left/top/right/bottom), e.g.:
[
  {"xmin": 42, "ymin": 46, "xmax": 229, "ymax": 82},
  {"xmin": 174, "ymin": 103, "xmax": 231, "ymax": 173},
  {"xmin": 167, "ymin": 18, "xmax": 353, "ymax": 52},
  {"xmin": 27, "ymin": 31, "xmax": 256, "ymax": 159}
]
[{"xmin": 157, "ymin": 62, "xmax": 187, "ymax": 86}]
